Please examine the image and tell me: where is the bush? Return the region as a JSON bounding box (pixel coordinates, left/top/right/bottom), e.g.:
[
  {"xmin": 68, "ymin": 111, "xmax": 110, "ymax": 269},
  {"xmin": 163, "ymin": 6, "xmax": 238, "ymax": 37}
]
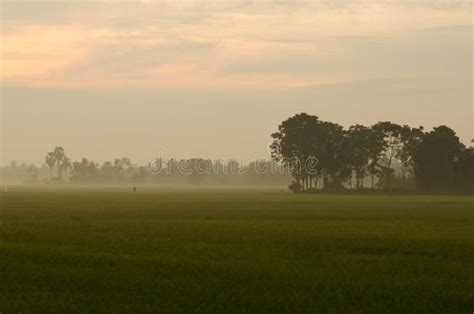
[{"xmin": 288, "ymin": 181, "xmax": 303, "ymax": 193}]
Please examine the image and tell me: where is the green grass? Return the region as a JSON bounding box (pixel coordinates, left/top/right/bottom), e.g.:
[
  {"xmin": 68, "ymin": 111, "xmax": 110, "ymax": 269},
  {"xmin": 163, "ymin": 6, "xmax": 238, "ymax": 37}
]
[{"xmin": 1, "ymin": 186, "xmax": 473, "ymax": 313}]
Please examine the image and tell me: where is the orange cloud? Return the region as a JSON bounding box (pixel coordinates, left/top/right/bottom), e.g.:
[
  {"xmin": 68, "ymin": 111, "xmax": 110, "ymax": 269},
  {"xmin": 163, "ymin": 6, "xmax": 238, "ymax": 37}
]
[{"xmin": 1, "ymin": 1, "xmax": 471, "ymax": 89}]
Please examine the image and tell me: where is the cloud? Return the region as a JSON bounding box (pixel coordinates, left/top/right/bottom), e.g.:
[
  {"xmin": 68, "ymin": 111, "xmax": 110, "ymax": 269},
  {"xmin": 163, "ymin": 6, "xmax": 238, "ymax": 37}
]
[
  {"xmin": 220, "ymin": 26, "xmax": 472, "ymax": 83},
  {"xmin": 1, "ymin": 1, "xmax": 472, "ymax": 89},
  {"xmin": 1, "ymin": 0, "xmax": 472, "ymax": 165}
]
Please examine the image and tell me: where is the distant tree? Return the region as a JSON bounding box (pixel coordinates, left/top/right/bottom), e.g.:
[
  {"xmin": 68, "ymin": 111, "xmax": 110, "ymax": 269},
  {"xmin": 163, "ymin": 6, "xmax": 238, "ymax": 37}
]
[
  {"xmin": 397, "ymin": 126, "xmax": 424, "ymax": 186},
  {"xmin": 45, "ymin": 152, "xmax": 56, "ymax": 182},
  {"xmin": 271, "ymin": 113, "xmax": 350, "ymax": 191},
  {"xmin": 346, "ymin": 125, "xmax": 373, "ymax": 189},
  {"xmin": 101, "ymin": 161, "xmax": 115, "ymax": 182},
  {"xmin": 288, "ymin": 180, "xmax": 303, "ymax": 193},
  {"xmin": 133, "ymin": 166, "xmax": 147, "ymax": 183},
  {"xmin": 70, "ymin": 158, "xmax": 99, "ymax": 183},
  {"xmin": 453, "ymin": 146, "xmax": 474, "ymax": 194},
  {"xmin": 52, "ymin": 147, "xmax": 65, "ymax": 180},
  {"xmin": 61, "ymin": 156, "xmax": 72, "ymax": 182},
  {"xmin": 184, "ymin": 158, "xmax": 207, "ymax": 185},
  {"xmin": 372, "ymin": 122, "xmax": 403, "ymax": 190},
  {"xmin": 271, "ymin": 113, "xmax": 321, "ymax": 191},
  {"xmin": 366, "ymin": 127, "xmax": 386, "ymax": 188},
  {"xmin": 317, "ymin": 121, "xmax": 351, "ymax": 190},
  {"xmin": 413, "ymin": 126, "xmax": 463, "ymax": 193},
  {"xmin": 27, "ymin": 165, "xmax": 39, "ymax": 183},
  {"xmin": 113, "ymin": 157, "xmax": 132, "ymax": 182}
]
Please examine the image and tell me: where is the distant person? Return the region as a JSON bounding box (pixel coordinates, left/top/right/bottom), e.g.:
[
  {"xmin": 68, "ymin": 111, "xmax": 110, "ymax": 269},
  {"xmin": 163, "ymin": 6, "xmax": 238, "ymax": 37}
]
[{"xmin": 133, "ymin": 186, "xmax": 136, "ymax": 192}]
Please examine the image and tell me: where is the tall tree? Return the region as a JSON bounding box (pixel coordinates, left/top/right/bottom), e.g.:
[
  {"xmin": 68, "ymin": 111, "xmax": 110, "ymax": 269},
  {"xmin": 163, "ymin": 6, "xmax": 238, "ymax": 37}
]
[
  {"xmin": 45, "ymin": 152, "xmax": 56, "ymax": 182},
  {"xmin": 61, "ymin": 156, "xmax": 72, "ymax": 182},
  {"xmin": 346, "ymin": 125, "xmax": 373, "ymax": 188},
  {"xmin": 372, "ymin": 122, "xmax": 403, "ymax": 189},
  {"xmin": 366, "ymin": 127, "xmax": 386, "ymax": 188},
  {"xmin": 52, "ymin": 146, "xmax": 65, "ymax": 180},
  {"xmin": 453, "ymin": 146, "xmax": 474, "ymax": 194},
  {"xmin": 316, "ymin": 121, "xmax": 350, "ymax": 190},
  {"xmin": 271, "ymin": 113, "xmax": 321, "ymax": 191},
  {"xmin": 271, "ymin": 113, "xmax": 350, "ymax": 191},
  {"xmin": 413, "ymin": 126, "xmax": 462, "ymax": 193},
  {"xmin": 397, "ymin": 126, "xmax": 424, "ymax": 186}
]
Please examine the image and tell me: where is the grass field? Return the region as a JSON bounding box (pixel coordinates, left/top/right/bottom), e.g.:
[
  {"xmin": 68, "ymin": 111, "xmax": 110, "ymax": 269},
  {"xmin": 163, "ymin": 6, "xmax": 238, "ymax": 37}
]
[{"xmin": 1, "ymin": 186, "xmax": 473, "ymax": 313}]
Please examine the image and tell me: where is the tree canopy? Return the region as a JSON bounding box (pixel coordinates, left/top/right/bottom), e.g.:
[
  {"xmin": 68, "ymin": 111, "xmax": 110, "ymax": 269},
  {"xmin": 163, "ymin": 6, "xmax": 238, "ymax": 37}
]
[{"xmin": 271, "ymin": 113, "xmax": 472, "ymax": 194}]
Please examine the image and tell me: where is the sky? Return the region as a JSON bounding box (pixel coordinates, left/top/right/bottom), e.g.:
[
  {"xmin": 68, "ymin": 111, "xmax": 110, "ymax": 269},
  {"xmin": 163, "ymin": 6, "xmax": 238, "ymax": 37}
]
[{"xmin": 1, "ymin": 0, "xmax": 472, "ymax": 165}]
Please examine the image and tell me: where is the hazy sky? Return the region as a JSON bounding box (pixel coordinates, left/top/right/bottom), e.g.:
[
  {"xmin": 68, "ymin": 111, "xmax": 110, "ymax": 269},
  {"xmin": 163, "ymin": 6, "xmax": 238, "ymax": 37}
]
[{"xmin": 1, "ymin": 0, "xmax": 472, "ymax": 165}]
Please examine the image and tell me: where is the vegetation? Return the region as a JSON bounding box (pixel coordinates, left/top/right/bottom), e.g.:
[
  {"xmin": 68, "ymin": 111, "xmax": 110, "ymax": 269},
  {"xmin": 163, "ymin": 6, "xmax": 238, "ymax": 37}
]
[
  {"xmin": 271, "ymin": 113, "xmax": 473, "ymax": 194},
  {"xmin": 1, "ymin": 157, "xmax": 290, "ymax": 186},
  {"xmin": 1, "ymin": 113, "xmax": 472, "ymax": 194},
  {"xmin": 1, "ymin": 186, "xmax": 473, "ymax": 313}
]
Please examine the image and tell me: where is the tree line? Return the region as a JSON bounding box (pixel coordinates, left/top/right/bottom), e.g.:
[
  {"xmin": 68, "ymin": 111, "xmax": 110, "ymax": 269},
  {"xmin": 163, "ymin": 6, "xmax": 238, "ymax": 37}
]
[
  {"xmin": 1, "ymin": 149, "xmax": 290, "ymax": 186},
  {"xmin": 271, "ymin": 113, "xmax": 473, "ymax": 194},
  {"xmin": 1, "ymin": 113, "xmax": 472, "ymax": 194}
]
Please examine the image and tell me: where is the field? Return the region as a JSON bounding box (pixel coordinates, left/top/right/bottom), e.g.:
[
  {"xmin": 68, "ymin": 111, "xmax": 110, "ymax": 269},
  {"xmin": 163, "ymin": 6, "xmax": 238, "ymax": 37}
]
[{"xmin": 1, "ymin": 186, "xmax": 473, "ymax": 313}]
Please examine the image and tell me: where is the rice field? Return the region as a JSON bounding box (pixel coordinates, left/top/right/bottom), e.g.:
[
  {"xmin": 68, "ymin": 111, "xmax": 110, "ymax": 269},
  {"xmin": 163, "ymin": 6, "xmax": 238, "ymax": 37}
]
[{"xmin": 1, "ymin": 186, "xmax": 473, "ymax": 313}]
